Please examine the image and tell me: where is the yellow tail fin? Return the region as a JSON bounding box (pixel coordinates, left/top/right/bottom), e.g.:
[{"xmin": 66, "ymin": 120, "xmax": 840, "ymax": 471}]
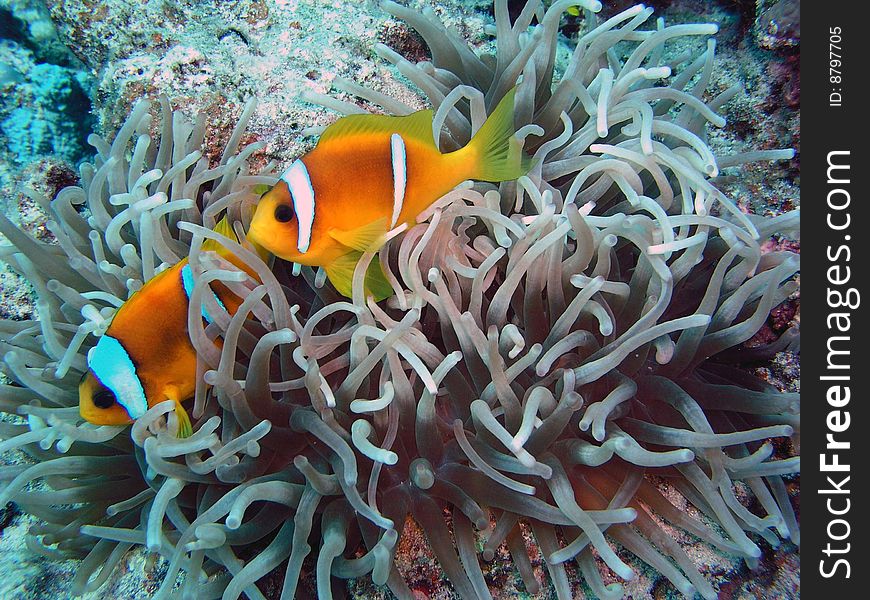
[{"xmin": 464, "ymin": 87, "xmax": 533, "ymax": 182}]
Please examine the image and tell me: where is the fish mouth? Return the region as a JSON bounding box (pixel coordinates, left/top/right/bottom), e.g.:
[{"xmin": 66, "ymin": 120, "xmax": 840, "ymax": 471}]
[
  {"xmin": 245, "ymin": 218, "xmax": 267, "ymax": 248},
  {"xmin": 248, "ymin": 194, "xmax": 275, "ymax": 241},
  {"xmin": 248, "ymin": 203, "xmax": 303, "ymax": 262},
  {"xmin": 79, "ymin": 398, "xmax": 110, "ymax": 424},
  {"xmin": 247, "ymin": 210, "xmax": 278, "ymax": 252}
]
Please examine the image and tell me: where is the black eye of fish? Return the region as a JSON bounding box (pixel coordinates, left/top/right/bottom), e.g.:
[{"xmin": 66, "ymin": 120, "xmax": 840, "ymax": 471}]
[
  {"xmin": 93, "ymin": 390, "xmax": 116, "ymax": 409},
  {"xmin": 274, "ymin": 204, "xmax": 294, "ymax": 223}
]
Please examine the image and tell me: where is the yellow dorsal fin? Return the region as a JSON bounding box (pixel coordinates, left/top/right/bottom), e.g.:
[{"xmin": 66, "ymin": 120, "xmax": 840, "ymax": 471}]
[
  {"xmin": 202, "ymin": 215, "xmax": 238, "ymax": 253},
  {"xmin": 324, "ymin": 251, "xmax": 394, "ymax": 301},
  {"xmin": 318, "ymin": 109, "xmax": 437, "ymax": 149},
  {"xmin": 252, "ymin": 183, "xmax": 271, "ymax": 196},
  {"xmin": 328, "ymin": 217, "xmax": 389, "ymax": 253},
  {"xmin": 202, "ymin": 215, "xmax": 271, "ymax": 263}
]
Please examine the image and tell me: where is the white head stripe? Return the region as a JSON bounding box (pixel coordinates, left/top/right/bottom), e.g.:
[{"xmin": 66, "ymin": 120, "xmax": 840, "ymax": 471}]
[
  {"xmin": 280, "ymin": 160, "xmax": 315, "ymax": 253},
  {"xmin": 390, "ymin": 133, "xmax": 407, "ymax": 228},
  {"xmin": 89, "ymin": 334, "xmax": 148, "ymax": 419}
]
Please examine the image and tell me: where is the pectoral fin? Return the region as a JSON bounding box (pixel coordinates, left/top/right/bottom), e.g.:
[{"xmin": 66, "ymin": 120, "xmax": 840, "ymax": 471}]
[
  {"xmin": 174, "ymin": 400, "xmax": 193, "ymax": 438},
  {"xmin": 324, "ymin": 251, "xmax": 394, "ymax": 301},
  {"xmin": 328, "ymin": 217, "xmax": 389, "ymax": 253},
  {"xmin": 165, "ymin": 388, "xmax": 193, "ymax": 438}
]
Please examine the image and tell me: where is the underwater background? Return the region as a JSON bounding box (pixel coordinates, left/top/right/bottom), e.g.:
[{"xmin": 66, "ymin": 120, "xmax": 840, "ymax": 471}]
[{"xmin": 0, "ymin": 0, "xmax": 798, "ymax": 598}]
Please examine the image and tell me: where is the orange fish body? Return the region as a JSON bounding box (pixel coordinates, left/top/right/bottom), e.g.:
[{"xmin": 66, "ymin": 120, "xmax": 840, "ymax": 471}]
[
  {"xmin": 248, "ymin": 88, "xmax": 531, "ymax": 299},
  {"xmin": 78, "ymin": 218, "xmax": 260, "ymax": 437}
]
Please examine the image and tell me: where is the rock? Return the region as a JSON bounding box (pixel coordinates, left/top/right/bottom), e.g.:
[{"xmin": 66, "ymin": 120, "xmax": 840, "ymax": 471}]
[{"xmin": 756, "ymin": 0, "xmax": 800, "ymax": 51}]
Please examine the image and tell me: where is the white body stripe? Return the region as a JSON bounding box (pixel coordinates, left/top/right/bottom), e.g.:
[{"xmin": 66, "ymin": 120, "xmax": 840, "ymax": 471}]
[
  {"xmin": 390, "ymin": 133, "xmax": 407, "ymax": 228},
  {"xmin": 181, "ymin": 263, "xmax": 226, "ymax": 324},
  {"xmin": 280, "ymin": 160, "xmax": 315, "ymax": 253},
  {"xmin": 89, "ymin": 335, "xmax": 148, "ymax": 419}
]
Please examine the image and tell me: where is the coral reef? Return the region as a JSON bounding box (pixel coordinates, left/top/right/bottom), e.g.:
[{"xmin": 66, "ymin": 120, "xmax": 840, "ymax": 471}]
[
  {"xmin": 0, "ymin": 0, "xmax": 94, "ymax": 167},
  {"xmin": 44, "ymin": 0, "xmax": 488, "ymax": 165},
  {"xmin": 0, "ymin": 0, "xmax": 73, "ymax": 67},
  {"xmin": 0, "ymin": 1, "xmax": 799, "ymax": 599},
  {"xmin": 1, "ymin": 63, "xmax": 94, "ymax": 165}
]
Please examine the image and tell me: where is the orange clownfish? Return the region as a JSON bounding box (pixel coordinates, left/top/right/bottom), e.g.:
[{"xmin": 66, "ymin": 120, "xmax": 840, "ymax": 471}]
[
  {"xmin": 78, "ymin": 217, "xmax": 263, "ymax": 437},
  {"xmin": 247, "ymin": 88, "xmax": 532, "ymax": 300}
]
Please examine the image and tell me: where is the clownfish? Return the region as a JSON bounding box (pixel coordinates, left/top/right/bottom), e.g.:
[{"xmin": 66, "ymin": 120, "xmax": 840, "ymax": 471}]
[
  {"xmin": 78, "ymin": 217, "xmax": 263, "ymax": 437},
  {"xmin": 247, "ymin": 88, "xmax": 532, "ymax": 300}
]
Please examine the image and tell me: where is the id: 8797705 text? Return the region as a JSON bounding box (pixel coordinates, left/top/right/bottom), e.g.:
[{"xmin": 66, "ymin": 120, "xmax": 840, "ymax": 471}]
[{"xmin": 829, "ymin": 26, "xmax": 843, "ymax": 107}]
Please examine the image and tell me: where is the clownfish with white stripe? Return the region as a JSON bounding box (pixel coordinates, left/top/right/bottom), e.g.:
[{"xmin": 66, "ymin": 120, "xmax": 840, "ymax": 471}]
[
  {"xmin": 247, "ymin": 88, "xmax": 532, "ymax": 300},
  {"xmin": 78, "ymin": 216, "xmax": 266, "ymax": 437}
]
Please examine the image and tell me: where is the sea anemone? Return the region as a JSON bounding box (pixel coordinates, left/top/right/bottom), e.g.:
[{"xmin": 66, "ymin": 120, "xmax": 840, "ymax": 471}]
[{"xmin": 0, "ymin": 1, "xmax": 799, "ymax": 599}]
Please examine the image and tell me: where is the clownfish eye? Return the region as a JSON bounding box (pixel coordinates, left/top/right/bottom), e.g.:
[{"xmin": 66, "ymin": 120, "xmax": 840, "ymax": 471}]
[
  {"xmin": 93, "ymin": 389, "xmax": 116, "ymax": 409},
  {"xmin": 274, "ymin": 204, "xmax": 294, "ymax": 223}
]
